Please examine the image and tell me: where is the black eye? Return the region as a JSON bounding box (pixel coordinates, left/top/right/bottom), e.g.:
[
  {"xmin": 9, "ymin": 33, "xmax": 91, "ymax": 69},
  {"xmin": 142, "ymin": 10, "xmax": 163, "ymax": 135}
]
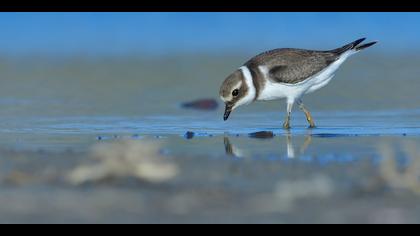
[{"xmin": 232, "ymin": 89, "xmax": 239, "ymax": 97}]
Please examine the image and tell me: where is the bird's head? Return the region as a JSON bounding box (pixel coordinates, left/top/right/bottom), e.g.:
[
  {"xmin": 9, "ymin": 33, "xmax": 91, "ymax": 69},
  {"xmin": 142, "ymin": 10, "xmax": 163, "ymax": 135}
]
[{"xmin": 219, "ymin": 68, "xmax": 254, "ymax": 121}]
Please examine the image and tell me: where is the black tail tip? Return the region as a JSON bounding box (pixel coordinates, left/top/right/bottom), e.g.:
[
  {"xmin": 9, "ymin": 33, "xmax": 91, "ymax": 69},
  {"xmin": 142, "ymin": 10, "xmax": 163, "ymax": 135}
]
[
  {"xmin": 333, "ymin": 38, "xmax": 377, "ymax": 55},
  {"xmin": 355, "ymin": 40, "xmax": 378, "ymax": 51},
  {"xmin": 354, "ymin": 37, "xmax": 367, "ymax": 46},
  {"xmin": 349, "ymin": 38, "xmax": 367, "ymax": 50}
]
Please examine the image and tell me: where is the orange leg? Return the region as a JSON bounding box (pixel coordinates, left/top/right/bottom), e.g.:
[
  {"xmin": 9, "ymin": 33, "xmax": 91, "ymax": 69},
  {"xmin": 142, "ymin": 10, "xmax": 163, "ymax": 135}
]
[{"xmin": 298, "ymin": 100, "xmax": 316, "ymax": 128}]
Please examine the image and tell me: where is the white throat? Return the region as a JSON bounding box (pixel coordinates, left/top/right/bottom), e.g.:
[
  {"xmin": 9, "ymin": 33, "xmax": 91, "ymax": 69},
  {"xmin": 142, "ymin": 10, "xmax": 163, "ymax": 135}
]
[{"xmin": 233, "ymin": 66, "xmax": 256, "ymax": 110}]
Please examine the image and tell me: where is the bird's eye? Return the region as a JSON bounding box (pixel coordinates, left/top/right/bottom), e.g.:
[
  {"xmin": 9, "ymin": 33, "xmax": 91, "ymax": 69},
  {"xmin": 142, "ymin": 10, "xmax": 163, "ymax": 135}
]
[{"xmin": 232, "ymin": 89, "xmax": 239, "ymax": 97}]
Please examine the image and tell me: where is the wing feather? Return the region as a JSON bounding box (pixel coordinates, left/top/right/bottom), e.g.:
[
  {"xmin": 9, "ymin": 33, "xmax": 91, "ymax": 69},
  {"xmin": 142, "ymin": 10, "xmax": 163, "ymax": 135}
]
[{"xmin": 245, "ymin": 49, "xmax": 339, "ymax": 84}]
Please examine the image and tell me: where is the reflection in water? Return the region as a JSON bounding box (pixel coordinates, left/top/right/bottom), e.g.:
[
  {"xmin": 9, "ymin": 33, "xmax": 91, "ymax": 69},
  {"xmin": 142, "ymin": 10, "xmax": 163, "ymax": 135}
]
[
  {"xmin": 286, "ymin": 130, "xmax": 313, "ymax": 158},
  {"xmin": 224, "ymin": 136, "xmax": 245, "ymax": 158},
  {"xmin": 224, "ymin": 133, "xmax": 420, "ymax": 198},
  {"xmin": 224, "ymin": 130, "xmax": 313, "ymax": 159}
]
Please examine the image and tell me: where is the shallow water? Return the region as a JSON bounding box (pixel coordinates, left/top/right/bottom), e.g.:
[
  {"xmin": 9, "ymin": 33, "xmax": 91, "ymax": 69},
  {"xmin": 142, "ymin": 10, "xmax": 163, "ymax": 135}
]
[
  {"xmin": 0, "ymin": 109, "xmax": 419, "ymax": 150},
  {"xmin": 0, "ymin": 54, "xmax": 420, "ymax": 223}
]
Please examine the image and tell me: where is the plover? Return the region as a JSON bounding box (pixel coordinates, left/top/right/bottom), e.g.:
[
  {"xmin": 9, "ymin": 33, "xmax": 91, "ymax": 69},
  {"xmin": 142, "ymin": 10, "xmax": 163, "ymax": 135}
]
[{"xmin": 219, "ymin": 38, "xmax": 377, "ymax": 129}]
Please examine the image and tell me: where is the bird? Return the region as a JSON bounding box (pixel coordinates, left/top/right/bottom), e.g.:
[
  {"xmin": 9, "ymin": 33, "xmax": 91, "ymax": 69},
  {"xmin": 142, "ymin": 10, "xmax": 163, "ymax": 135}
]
[{"xmin": 219, "ymin": 38, "xmax": 377, "ymax": 129}]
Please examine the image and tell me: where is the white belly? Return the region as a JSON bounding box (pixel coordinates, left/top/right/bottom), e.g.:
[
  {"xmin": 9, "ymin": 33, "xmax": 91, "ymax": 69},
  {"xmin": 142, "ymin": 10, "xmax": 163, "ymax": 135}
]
[{"xmin": 257, "ymin": 50, "xmax": 354, "ymax": 102}]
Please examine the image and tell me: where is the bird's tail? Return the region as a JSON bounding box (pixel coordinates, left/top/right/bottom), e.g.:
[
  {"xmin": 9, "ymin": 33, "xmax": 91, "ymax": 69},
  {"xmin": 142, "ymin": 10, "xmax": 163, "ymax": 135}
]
[{"xmin": 331, "ymin": 38, "xmax": 378, "ymax": 55}]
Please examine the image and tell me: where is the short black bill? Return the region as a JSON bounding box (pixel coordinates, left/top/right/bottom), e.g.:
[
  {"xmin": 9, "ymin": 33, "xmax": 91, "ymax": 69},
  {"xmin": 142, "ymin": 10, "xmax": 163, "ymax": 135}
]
[{"xmin": 223, "ymin": 104, "xmax": 232, "ymax": 121}]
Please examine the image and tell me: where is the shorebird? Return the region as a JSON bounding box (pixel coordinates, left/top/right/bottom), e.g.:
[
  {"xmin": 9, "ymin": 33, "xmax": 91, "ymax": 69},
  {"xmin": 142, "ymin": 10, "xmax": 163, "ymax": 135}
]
[{"xmin": 219, "ymin": 38, "xmax": 377, "ymax": 129}]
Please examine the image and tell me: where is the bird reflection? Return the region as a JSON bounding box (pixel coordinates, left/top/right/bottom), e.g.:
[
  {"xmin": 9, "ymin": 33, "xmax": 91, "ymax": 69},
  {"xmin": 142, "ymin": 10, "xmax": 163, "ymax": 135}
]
[
  {"xmin": 224, "ymin": 130, "xmax": 312, "ymax": 159},
  {"xmin": 224, "ymin": 136, "xmax": 245, "ymax": 158},
  {"xmin": 285, "ymin": 130, "xmax": 312, "ymax": 158}
]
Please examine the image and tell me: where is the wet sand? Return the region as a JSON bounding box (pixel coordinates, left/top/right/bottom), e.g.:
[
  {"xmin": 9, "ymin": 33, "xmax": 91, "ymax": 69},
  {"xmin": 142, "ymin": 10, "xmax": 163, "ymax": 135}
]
[{"xmin": 0, "ymin": 111, "xmax": 419, "ymax": 223}]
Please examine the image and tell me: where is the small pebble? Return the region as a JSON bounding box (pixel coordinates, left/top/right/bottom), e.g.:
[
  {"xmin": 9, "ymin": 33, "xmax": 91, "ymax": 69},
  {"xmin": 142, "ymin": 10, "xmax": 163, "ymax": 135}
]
[
  {"xmin": 248, "ymin": 131, "xmax": 274, "ymax": 139},
  {"xmin": 184, "ymin": 131, "xmax": 195, "ymax": 139}
]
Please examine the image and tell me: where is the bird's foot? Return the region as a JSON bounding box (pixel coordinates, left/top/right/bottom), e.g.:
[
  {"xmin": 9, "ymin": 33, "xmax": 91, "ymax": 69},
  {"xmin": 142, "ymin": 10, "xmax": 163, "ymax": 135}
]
[
  {"xmin": 283, "ymin": 121, "xmax": 291, "ymax": 130},
  {"xmin": 305, "ymin": 116, "xmax": 316, "ymax": 129},
  {"xmin": 307, "ymin": 121, "xmax": 316, "ymax": 129}
]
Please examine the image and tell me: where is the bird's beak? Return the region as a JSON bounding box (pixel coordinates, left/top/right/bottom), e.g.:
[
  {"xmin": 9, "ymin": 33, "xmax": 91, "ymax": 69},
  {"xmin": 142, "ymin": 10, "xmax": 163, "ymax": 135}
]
[{"xmin": 223, "ymin": 103, "xmax": 233, "ymax": 121}]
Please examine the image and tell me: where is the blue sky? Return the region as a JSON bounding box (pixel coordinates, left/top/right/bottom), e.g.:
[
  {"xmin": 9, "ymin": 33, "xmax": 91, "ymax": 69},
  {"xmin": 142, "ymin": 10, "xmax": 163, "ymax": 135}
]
[{"xmin": 0, "ymin": 12, "xmax": 418, "ymax": 56}]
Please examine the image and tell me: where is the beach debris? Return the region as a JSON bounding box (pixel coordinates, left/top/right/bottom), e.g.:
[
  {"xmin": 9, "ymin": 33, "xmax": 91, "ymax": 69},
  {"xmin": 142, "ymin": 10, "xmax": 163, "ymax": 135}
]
[
  {"xmin": 248, "ymin": 131, "xmax": 274, "ymax": 139},
  {"xmin": 223, "ymin": 137, "xmax": 244, "ymax": 158},
  {"xmin": 181, "ymin": 99, "xmax": 218, "ymax": 111},
  {"xmin": 67, "ymin": 140, "xmax": 178, "ymax": 185},
  {"xmin": 184, "ymin": 131, "xmax": 195, "ymax": 139}
]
